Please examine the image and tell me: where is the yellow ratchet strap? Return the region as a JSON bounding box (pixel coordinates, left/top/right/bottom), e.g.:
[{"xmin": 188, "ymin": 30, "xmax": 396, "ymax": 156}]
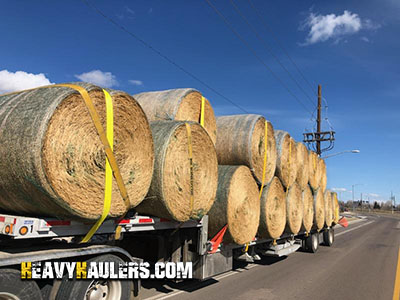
[
  {"xmin": 258, "ymin": 121, "xmax": 268, "ymax": 198},
  {"xmin": 80, "ymin": 89, "xmax": 114, "ymax": 243},
  {"xmin": 185, "ymin": 123, "xmax": 195, "ymax": 217},
  {"xmin": 0, "ymin": 84, "xmax": 130, "ymax": 242},
  {"xmin": 286, "ymin": 139, "xmax": 292, "ymax": 197},
  {"xmin": 58, "ymin": 84, "xmax": 130, "ymax": 211},
  {"xmin": 200, "ymin": 96, "xmax": 205, "ymax": 127}
]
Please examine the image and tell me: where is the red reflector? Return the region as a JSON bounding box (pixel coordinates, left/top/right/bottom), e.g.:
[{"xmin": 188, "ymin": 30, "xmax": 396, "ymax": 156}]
[
  {"xmin": 139, "ymin": 218, "xmax": 153, "ymax": 223},
  {"xmin": 117, "ymin": 219, "xmax": 130, "ymax": 224},
  {"xmin": 46, "ymin": 220, "xmax": 71, "ymax": 226},
  {"xmin": 0, "ymin": 216, "xmax": 5, "ymax": 222}
]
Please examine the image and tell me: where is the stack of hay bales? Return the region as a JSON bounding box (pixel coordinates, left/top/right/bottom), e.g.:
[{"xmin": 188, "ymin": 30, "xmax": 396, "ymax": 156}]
[
  {"xmin": 207, "ymin": 166, "xmax": 260, "ymax": 244},
  {"xmin": 0, "ymin": 82, "xmax": 337, "ymax": 245},
  {"xmin": 0, "ymin": 83, "xmax": 155, "ymax": 220},
  {"xmin": 132, "ymin": 89, "xmax": 220, "ymax": 222},
  {"xmin": 135, "ymin": 121, "xmax": 218, "ymax": 222},
  {"xmin": 212, "ymin": 114, "xmax": 276, "ymax": 244}
]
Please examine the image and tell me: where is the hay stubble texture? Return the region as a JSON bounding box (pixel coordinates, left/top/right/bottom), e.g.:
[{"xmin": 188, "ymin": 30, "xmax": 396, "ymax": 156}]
[
  {"xmin": 134, "ymin": 88, "xmax": 217, "ymax": 145},
  {"xmin": 208, "ymin": 165, "xmax": 260, "ymax": 245},
  {"xmin": 285, "ymin": 181, "xmax": 303, "ymax": 234},
  {"xmin": 295, "ymin": 142, "xmax": 310, "ymax": 190},
  {"xmin": 0, "ymin": 83, "xmax": 154, "ymax": 220},
  {"xmin": 135, "ymin": 121, "xmax": 218, "ymax": 222},
  {"xmin": 313, "ymin": 189, "xmax": 325, "ymax": 231},
  {"xmin": 324, "ymin": 190, "xmax": 333, "ymax": 227},
  {"xmin": 301, "ymin": 186, "xmax": 314, "ymax": 232},
  {"xmin": 274, "ymin": 130, "xmax": 298, "ymax": 188},
  {"xmin": 259, "ymin": 176, "xmax": 286, "ymax": 239},
  {"xmin": 215, "ymin": 114, "xmax": 277, "ymax": 185}
]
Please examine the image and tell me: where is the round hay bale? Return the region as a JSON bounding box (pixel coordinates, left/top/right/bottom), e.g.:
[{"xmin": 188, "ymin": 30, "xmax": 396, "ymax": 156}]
[
  {"xmin": 274, "ymin": 130, "xmax": 298, "ymax": 188},
  {"xmin": 215, "ymin": 114, "xmax": 277, "ymax": 185},
  {"xmin": 319, "ymin": 159, "xmax": 327, "ymax": 192},
  {"xmin": 324, "ymin": 190, "xmax": 333, "ymax": 227},
  {"xmin": 285, "ymin": 181, "xmax": 303, "ymax": 234},
  {"xmin": 301, "ymin": 186, "xmax": 314, "ymax": 232},
  {"xmin": 0, "ymin": 83, "xmax": 154, "ymax": 220},
  {"xmin": 295, "ymin": 142, "xmax": 309, "ymax": 190},
  {"xmin": 308, "ymin": 150, "xmax": 320, "ymax": 190},
  {"xmin": 208, "ymin": 165, "xmax": 260, "ymax": 245},
  {"xmin": 135, "ymin": 121, "xmax": 218, "ymax": 222},
  {"xmin": 259, "ymin": 176, "xmax": 286, "ymax": 239},
  {"xmin": 134, "ymin": 88, "xmax": 217, "ymax": 145},
  {"xmin": 313, "ymin": 189, "xmax": 325, "ymax": 231},
  {"xmin": 331, "ymin": 191, "xmax": 340, "ymax": 224}
]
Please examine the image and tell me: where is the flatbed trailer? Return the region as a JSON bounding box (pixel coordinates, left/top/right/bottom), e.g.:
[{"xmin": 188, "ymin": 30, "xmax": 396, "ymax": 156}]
[{"xmin": 0, "ymin": 212, "xmax": 335, "ymax": 300}]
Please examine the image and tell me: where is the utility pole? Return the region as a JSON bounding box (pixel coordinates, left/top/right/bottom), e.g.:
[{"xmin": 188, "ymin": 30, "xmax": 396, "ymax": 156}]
[
  {"xmin": 316, "ymin": 85, "xmax": 322, "ymax": 155},
  {"xmin": 391, "ymin": 191, "xmax": 394, "ymax": 214},
  {"xmin": 352, "ymin": 185, "xmax": 355, "ymax": 212},
  {"xmin": 303, "ymin": 85, "xmax": 335, "ymax": 156},
  {"xmin": 360, "ymin": 192, "xmax": 363, "ymax": 212}
]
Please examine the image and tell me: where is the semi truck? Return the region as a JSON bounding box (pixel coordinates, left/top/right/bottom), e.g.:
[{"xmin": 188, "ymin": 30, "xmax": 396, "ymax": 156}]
[{"xmin": 0, "ymin": 210, "xmax": 335, "ymax": 300}]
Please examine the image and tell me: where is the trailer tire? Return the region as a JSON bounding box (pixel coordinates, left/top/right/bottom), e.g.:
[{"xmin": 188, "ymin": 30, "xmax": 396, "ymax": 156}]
[
  {"xmin": 305, "ymin": 233, "xmax": 319, "ymax": 253},
  {"xmin": 323, "ymin": 228, "xmax": 334, "ymax": 247},
  {"xmin": 56, "ymin": 254, "xmax": 131, "ymax": 300},
  {"xmin": 0, "ymin": 268, "xmax": 43, "ymax": 300}
]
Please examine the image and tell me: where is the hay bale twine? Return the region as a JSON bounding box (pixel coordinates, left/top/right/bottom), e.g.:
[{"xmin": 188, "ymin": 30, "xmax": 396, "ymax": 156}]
[
  {"xmin": 313, "ymin": 189, "xmax": 325, "ymax": 231},
  {"xmin": 258, "ymin": 176, "xmax": 286, "ymax": 239},
  {"xmin": 319, "ymin": 159, "xmax": 327, "ymax": 192},
  {"xmin": 208, "ymin": 165, "xmax": 260, "ymax": 245},
  {"xmin": 324, "ymin": 190, "xmax": 333, "ymax": 227},
  {"xmin": 295, "ymin": 142, "xmax": 309, "ymax": 190},
  {"xmin": 308, "ymin": 150, "xmax": 320, "ymax": 190},
  {"xmin": 331, "ymin": 191, "xmax": 340, "ymax": 224},
  {"xmin": 274, "ymin": 130, "xmax": 298, "ymax": 188},
  {"xmin": 301, "ymin": 186, "xmax": 314, "ymax": 232},
  {"xmin": 134, "ymin": 88, "xmax": 217, "ymax": 145},
  {"xmin": 285, "ymin": 181, "xmax": 303, "ymax": 234},
  {"xmin": 135, "ymin": 121, "xmax": 218, "ymax": 222},
  {"xmin": 0, "ymin": 83, "xmax": 154, "ymax": 220},
  {"xmin": 215, "ymin": 114, "xmax": 277, "ymax": 185}
]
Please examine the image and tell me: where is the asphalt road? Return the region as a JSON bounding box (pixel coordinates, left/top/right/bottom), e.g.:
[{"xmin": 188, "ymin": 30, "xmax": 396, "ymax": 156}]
[{"xmin": 141, "ymin": 214, "xmax": 400, "ymax": 300}]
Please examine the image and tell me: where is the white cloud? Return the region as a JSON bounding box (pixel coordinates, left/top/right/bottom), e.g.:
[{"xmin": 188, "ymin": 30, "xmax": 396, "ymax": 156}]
[
  {"xmin": 301, "ymin": 10, "xmax": 379, "ymax": 45},
  {"xmin": 0, "ymin": 70, "xmax": 53, "ymax": 94},
  {"xmin": 128, "ymin": 80, "xmax": 143, "ymax": 86},
  {"xmin": 75, "ymin": 70, "xmax": 118, "ymax": 88},
  {"xmin": 332, "ymin": 187, "xmax": 347, "ymax": 192},
  {"xmin": 360, "ymin": 36, "xmax": 370, "ymax": 43}
]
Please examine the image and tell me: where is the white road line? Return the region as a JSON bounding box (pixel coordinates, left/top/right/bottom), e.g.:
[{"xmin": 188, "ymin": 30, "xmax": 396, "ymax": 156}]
[
  {"xmin": 146, "ymin": 220, "xmax": 375, "ymax": 300},
  {"xmin": 336, "ymin": 221, "xmax": 374, "ymax": 237}
]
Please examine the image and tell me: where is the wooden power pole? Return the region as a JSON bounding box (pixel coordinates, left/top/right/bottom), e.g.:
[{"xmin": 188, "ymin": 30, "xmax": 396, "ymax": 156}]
[
  {"xmin": 316, "ymin": 85, "xmax": 322, "ymax": 155},
  {"xmin": 303, "ymin": 84, "xmax": 335, "ymax": 156}
]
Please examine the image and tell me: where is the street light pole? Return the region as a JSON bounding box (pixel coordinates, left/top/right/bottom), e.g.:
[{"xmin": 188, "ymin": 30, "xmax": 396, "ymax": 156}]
[{"xmin": 322, "ymin": 150, "xmax": 360, "ymax": 159}]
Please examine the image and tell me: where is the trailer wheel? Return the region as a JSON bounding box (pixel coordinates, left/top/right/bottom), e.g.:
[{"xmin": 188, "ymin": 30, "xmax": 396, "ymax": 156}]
[
  {"xmin": 0, "ymin": 268, "xmax": 43, "ymax": 300},
  {"xmin": 323, "ymin": 228, "xmax": 334, "ymax": 246},
  {"xmin": 305, "ymin": 233, "xmax": 319, "ymax": 253},
  {"xmin": 56, "ymin": 254, "xmax": 131, "ymax": 300}
]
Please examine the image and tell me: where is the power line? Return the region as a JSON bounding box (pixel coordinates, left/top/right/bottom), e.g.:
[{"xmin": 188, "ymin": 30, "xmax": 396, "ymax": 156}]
[
  {"xmin": 247, "ymin": 0, "xmax": 317, "ymax": 96},
  {"xmin": 81, "ymin": 0, "xmax": 250, "ymax": 114},
  {"xmin": 204, "ymin": 0, "xmax": 314, "ymax": 116},
  {"xmin": 229, "ymin": 0, "xmax": 316, "ymax": 108},
  {"xmin": 247, "ymin": 0, "xmax": 335, "ymax": 130}
]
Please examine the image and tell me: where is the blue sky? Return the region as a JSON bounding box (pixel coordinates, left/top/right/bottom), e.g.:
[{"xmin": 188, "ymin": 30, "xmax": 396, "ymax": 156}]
[{"xmin": 0, "ymin": 0, "xmax": 399, "ymax": 203}]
